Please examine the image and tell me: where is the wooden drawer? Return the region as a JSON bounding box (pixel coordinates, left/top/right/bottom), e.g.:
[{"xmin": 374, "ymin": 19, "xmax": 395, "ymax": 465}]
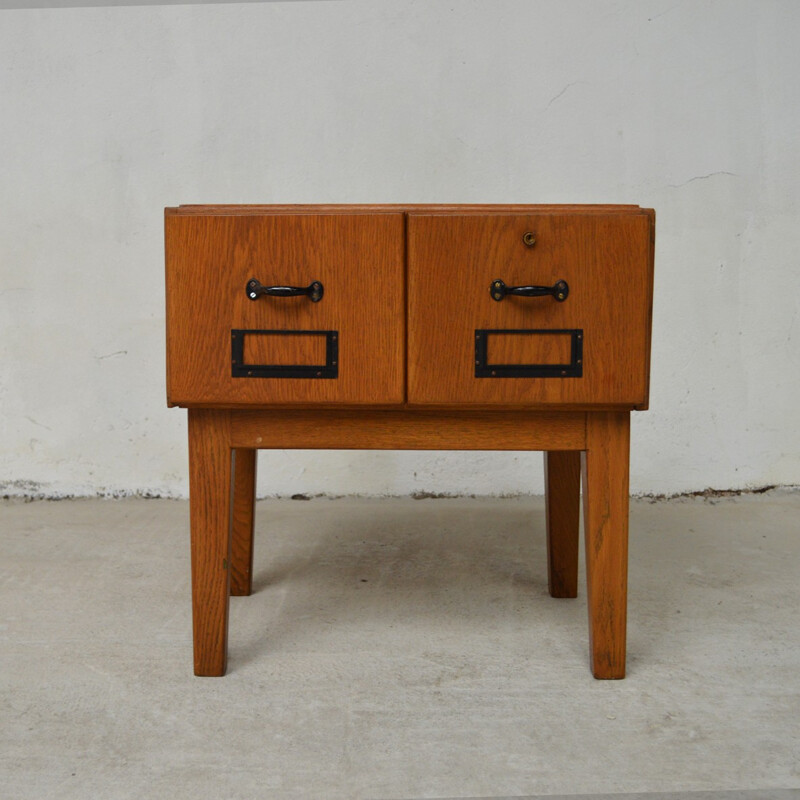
[
  {"xmin": 165, "ymin": 212, "xmax": 405, "ymax": 406},
  {"xmin": 407, "ymin": 210, "xmax": 654, "ymax": 407}
]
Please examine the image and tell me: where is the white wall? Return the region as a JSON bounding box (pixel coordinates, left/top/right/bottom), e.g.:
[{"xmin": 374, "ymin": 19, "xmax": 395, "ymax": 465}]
[{"xmin": 1, "ymin": 0, "xmax": 798, "ymax": 498}]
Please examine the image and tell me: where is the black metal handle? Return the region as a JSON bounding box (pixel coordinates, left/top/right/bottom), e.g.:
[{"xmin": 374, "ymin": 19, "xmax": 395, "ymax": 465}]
[
  {"xmin": 490, "ymin": 278, "xmax": 569, "ymax": 302},
  {"xmin": 246, "ymin": 278, "xmax": 324, "ymax": 303}
]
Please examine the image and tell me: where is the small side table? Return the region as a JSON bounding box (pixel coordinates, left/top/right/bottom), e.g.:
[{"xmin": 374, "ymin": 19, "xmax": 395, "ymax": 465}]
[{"xmin": 166, "ymin": 204, "xmax": 655, "ymax": 678}]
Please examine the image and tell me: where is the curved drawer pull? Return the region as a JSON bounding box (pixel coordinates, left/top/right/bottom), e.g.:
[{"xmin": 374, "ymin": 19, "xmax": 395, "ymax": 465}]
[
  {"xmin": 490, "ymin": 278, "xmax": 569, "ymax": 302},
  {"xmin": 246, "ymin": 278, "xmax": 324, "ymax": 303}
]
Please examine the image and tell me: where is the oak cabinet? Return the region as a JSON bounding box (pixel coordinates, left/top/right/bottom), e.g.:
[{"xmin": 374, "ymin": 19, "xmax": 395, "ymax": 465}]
[{"xmin": 165, "ymin": 204, "xmax": 655, "ymax": 679}]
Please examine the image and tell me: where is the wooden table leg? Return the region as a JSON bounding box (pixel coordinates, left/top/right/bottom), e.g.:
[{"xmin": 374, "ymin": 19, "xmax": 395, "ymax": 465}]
[
  {"xmin": 230, "ymin": 449, "xmax": 257, "ymax": 597},
  {"xmin": 582, "ymin": 411, "xmax": 630, "ymax": 679},
  {"xmin": 188, "ymin": 409, "xmax": 233, "ymax": 677},
  {"xmin": 544, "ymin": 451, "xmax": 581, "ymax": 598}
]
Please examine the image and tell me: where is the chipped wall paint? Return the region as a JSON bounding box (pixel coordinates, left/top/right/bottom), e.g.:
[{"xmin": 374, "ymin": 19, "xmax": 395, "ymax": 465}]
[{"xmin": 1, "ymin": 1, "xmax": 798, "ymax": 498}]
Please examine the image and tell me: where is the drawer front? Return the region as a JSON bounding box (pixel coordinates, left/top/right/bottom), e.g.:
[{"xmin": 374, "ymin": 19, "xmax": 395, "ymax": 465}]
[
  {"xmin": 166, "ymin": 213, "xmax": 405, "ymax": 405},
  {"xmin": 407, "ymin": 212, "xmax": 654, "ymax": 407}
]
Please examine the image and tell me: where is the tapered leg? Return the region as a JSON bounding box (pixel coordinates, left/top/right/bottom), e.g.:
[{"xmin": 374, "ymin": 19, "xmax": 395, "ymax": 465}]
[
  {"xmin": 544, "ymin": 451, "xmax": 581, "ymax": 598},
  {"xmin": 230, "ymin": 449, "xmax": 257, "ymax": 597},
  {"xmin": 188, "ymin": 409, "xmax": 233, "ymax": 677},
  {"xmin": 582, "ymin": 411, "xmax": 630, "ymax": 679}
]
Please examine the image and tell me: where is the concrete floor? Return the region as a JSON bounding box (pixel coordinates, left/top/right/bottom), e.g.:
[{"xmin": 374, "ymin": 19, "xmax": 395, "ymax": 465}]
[{"xmin": 1, "ymin": 492, "xmax": 799, "ymax": 799}]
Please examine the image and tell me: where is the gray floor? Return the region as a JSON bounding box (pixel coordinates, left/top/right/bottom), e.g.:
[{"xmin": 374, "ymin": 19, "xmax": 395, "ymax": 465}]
[{"xmin": 1, "ymin": 492, "xmax": 799, "ymax": 799}]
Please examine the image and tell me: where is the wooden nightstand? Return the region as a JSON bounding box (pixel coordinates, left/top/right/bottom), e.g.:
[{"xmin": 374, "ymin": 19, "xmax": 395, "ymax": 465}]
[{"xmin": 165, "ymin": 204, "xmax": 655, "ymax": 678}]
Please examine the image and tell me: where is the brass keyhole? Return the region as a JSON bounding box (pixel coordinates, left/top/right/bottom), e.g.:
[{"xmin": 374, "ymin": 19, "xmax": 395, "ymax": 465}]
[{"xmin": 522, "ymin": 231, "xmax": 536, "ymax": 247}]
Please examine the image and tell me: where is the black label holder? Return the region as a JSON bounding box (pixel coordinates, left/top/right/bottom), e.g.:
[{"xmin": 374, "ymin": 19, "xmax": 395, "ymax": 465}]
[
  {"xmin": 475, "ymin": 328, "xmax": 583, "ymax": 378},
  {"xmin": 231, "ymin": 329, "xmax": 338, "ymax": 379}
]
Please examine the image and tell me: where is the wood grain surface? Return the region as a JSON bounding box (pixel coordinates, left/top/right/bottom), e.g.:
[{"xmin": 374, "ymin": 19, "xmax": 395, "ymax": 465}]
[
  {"xmin": 229, "ymin": 409, "xmax": 587, "ymax": 451},
  {"xmin": 230, "ymin": 449, "xmax": 257, "ymax": 597},
  {"xmin": 166, "ymin": 212, "xmax": 404, "ymax": 405},
  {"xmin": 407, "ymin": 211, "xmax": 654, "ymax": 407},
  {"xmin": 487, "ymin": 331, "xmax": 573, "ymax": 366},
  {"xmin": 241, "ymin": 331, "xmax": 327, "ymax": 367},
  {"xmin": 582, "ymin": 411, "xmax": 630, "ymax": 679},
  {"xmin": 188, "ymin": 409, "xmax": 232, "ymax": 677},
  {"xmin": 544, "ymin": 451, "xmax": 581, "ymax": 598}
]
